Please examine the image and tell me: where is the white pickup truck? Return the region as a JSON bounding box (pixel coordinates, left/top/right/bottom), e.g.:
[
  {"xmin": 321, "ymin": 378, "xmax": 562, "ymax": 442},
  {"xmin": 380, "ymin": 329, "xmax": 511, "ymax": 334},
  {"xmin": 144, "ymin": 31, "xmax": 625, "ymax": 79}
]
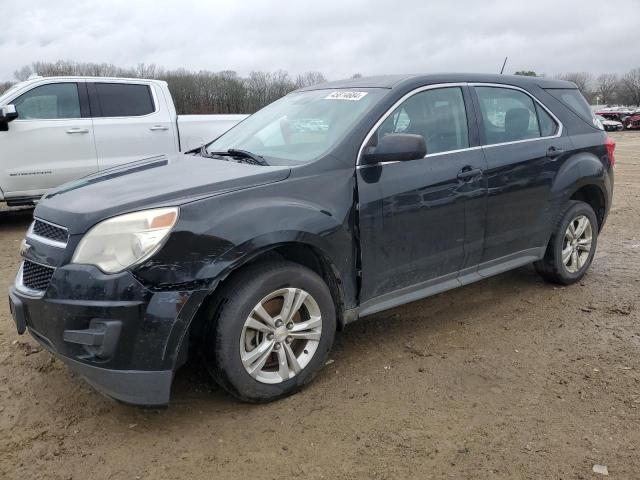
[{"xmin": 0, "ymin": 76, "xmax": 247, "ymax": 205}]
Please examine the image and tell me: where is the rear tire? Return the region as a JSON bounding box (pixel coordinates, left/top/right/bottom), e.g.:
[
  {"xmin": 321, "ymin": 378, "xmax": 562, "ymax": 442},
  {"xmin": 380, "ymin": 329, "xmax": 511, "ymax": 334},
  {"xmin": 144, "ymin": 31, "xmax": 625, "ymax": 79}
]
[
  {"xmin": 203, "ymin": 260, "xmax": 336, "ymax": 403},
  {"xmin": 534, "ymin": 200, "xmax": 598, "ymax": 285}
]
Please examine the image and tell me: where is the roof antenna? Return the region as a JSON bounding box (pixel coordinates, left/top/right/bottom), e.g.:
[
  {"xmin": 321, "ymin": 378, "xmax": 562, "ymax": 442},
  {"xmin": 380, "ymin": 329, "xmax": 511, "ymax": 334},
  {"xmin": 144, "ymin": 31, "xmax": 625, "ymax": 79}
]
[{"xmin": 500, "ymin": 57, "xmax": 508, "ymax": 74}]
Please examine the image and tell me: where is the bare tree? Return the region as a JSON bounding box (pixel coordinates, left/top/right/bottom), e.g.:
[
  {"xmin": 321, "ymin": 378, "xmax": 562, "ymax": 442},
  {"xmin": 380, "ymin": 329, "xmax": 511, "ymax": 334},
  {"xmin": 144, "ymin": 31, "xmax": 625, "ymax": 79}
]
[
  {"xmin": 14, "ymin": 65, "xmax": 33, "ymax": 81},
  {"xmin": 557, "ymin": 72, "xmax": 593, "ymax": 101},
  {"xmin": 595, "ymin": 73, "xmax": 618, "ymax": 105},
  {"xmin": 0, "ymin": 81, "xmax": 14, "ymax": 95},
  {"xmin": 5, "ymin": 60, "xmax": 326, "ymax": 114},
  {"xmin": 620, "ymin": 68, "xmax": 640, "ymax": 106},
  {"xmin": 295, "ymin": 71, "xmax": 327, "ymax": 88}
]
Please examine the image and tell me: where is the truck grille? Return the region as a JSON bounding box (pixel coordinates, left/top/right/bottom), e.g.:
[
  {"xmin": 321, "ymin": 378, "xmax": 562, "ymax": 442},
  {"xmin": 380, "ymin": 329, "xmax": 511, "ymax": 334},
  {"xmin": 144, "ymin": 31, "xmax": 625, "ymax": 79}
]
[
  {"xmin": 31, "ymin": 219, "xmax": 69, "ymax": 246},
  {"xmin": 21, "ymin": 260, "xmax": 55, "ymax": 292}
]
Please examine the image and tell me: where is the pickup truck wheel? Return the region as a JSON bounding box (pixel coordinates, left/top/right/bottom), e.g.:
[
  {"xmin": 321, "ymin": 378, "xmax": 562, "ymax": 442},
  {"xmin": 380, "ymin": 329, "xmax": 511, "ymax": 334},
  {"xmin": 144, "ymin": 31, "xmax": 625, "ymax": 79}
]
[
  {"xmin": 204, "ymin": 261, "xmax": 336, "ymax": 403},
  {"xmin": 535, "ymin": 200, "xmax": 598, "ymax": 285}
]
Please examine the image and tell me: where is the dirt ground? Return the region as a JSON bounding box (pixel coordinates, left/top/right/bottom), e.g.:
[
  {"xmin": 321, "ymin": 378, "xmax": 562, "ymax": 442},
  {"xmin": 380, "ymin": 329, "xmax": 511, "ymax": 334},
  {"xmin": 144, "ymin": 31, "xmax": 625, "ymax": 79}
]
[{"xmin": 1, "ymin": 132, "xmax": 638, "ymax": 480}]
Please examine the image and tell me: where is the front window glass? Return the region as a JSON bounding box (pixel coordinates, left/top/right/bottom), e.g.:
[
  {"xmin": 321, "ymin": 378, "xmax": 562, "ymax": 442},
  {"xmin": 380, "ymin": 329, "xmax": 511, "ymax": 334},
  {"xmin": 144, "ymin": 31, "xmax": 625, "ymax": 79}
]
[
  {"xmin": 205, "ymin": 88, "xmax": 386, "ymax": 165},
  {"xmin": 13, "ymin": 83, "xmax": 80, "ymax": 120},
  {"xmin": 475, "ymin": 86, "xmax": 541, "ymax": 144},
  {"xmin": 371, "ymin": 87, "xmax": 469, "ymax": 155}
]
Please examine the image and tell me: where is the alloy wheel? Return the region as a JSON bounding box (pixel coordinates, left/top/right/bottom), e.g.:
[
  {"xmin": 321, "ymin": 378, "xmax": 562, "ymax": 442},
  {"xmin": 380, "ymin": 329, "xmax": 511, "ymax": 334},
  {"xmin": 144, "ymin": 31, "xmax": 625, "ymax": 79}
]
[
  {"xmin": 240, "ymin": 288, "xmax": 322, "ymax": 384},
  {"xmin": 562, "ymin": 214, "xmax": 593, "ymax": 273}
]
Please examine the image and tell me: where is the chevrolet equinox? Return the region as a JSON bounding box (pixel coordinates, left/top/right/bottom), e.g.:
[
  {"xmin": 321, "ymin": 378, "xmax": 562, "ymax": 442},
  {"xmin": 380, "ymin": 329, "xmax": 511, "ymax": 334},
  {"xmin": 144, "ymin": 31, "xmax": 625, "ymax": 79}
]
[{"xmin": 9, "ymin": 74, "xmax": 615, "ymax": 406}]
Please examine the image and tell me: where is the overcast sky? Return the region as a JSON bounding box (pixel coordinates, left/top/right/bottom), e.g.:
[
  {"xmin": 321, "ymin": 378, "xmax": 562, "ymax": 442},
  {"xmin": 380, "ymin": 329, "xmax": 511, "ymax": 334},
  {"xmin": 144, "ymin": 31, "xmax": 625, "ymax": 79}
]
[{"xmin": 1, "ymin": 0, "xmax": 639, "ymax": 82}]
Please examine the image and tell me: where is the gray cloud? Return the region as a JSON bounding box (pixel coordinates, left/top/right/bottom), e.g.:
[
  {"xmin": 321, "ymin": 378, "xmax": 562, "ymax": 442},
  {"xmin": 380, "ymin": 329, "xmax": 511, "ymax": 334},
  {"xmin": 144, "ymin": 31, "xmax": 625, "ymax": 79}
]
[{"xmin": 1, "ymin": 0, "xmax": 638, "ymax": 81}]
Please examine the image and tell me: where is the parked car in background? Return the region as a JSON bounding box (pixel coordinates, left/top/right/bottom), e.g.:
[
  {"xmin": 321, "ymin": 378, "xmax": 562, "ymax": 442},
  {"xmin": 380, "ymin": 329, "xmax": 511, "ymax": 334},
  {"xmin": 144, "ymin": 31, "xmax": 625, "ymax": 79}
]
[
  {"xmin": 595, "ymin": 107, "xmax": 638, "ymax": 125},
  {"xmin": 9, "ymin": 74, "xmax": 614, "ymax": 406},
  {"xmin": 0, "ymin": 76, "xmax": 247, "ymax": 206},
  {"xmin": 596, "ymin": 114, "xmax": 624, "ymax": 131},
  {"xmin": 623, "ymin": 111, "xmax": 640, "ymax": 130}
]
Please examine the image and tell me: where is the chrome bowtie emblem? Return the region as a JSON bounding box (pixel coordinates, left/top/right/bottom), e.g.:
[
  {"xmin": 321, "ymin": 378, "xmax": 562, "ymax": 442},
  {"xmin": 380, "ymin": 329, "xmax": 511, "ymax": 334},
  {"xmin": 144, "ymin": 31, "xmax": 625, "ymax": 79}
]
[{"xmin": 19, "ymin": 240, "xmax": 31, "ymax": 258}]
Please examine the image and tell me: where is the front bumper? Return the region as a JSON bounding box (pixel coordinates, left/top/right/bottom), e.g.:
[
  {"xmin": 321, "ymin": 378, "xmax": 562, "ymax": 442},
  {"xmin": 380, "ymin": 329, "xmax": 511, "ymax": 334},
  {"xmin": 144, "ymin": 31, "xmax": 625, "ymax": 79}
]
[{"xmin": 8, "ymin": 264, "xmax": 208, "ymax": 406}]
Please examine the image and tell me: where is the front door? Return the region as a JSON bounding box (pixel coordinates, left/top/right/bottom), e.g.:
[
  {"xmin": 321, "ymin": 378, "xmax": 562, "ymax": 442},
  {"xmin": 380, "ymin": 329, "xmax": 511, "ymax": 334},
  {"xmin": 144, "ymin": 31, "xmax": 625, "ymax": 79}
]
[
  {"xmin": 357, "ymin": 85, "xmax": 487, "ymax": 313},
  {"xmin": 0, "ymin": 82, "xmax": 98, "ymax": 199}
]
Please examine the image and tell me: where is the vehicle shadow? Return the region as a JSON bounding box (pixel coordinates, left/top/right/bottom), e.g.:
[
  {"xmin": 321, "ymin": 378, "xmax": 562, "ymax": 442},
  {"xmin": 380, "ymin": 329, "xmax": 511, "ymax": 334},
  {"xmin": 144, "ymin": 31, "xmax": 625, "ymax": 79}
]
[
  {"xmin": 165, "ymin": 264, "xmax": 545, "ymax": 410},
  {"xmin": 0, "ymin": 205, "xmax": 34, "ymax": 231}
]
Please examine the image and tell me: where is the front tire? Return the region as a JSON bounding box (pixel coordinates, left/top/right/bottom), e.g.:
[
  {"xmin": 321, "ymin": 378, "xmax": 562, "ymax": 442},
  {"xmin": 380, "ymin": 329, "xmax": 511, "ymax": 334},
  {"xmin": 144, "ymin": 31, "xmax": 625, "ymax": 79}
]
[
  {"xmin": 204, "ymin": 260, "xmax": 336, "ymax": 403},
  {"xmin": 535, "ymin": 200, "xmax": 598, "ymax": 285}
]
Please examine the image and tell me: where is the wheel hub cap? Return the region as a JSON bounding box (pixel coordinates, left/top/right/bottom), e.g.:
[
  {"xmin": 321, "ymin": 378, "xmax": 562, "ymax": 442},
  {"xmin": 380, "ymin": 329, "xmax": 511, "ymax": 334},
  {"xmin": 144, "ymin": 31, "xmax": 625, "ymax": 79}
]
[{"xmin": 274, "ymin": 326, "xmax": 288, "ymax": 343}]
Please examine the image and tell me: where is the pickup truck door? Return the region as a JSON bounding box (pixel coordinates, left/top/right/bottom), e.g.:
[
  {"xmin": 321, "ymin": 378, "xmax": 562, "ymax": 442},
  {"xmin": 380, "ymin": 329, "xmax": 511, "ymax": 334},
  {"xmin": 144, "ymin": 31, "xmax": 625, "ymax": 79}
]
[
  {"xmin": 88, "ymin": 82, "xmax": 176, "ymax": 169},
  {"xmin": 0, "ymin": 81, "xmax": 97, "ymax": 199},
  {"xmin": 356, "ymin": 85, "xmax": 487, "ymax": 314}
]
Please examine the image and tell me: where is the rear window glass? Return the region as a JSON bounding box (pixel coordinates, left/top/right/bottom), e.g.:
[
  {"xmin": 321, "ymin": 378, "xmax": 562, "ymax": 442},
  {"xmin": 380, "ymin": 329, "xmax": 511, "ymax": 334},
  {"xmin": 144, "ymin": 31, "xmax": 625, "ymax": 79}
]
[
  {"xmin": 475, "ymin": 86, "xmax": 541, "ymax": 144},
  {"xmin": 545, "ymin": 88, "xmax": 593, "ymax": 124},
  {"xmin": 95, "ymin": 83, "xmax": 155, "ymax": 117}
]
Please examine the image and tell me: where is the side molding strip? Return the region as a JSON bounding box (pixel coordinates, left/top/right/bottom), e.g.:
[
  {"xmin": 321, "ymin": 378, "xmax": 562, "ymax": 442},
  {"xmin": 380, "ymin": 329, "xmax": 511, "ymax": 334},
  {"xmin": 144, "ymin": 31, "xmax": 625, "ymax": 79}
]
[{"xmin": 351, "ymin": 247, "xmax": 546, "ymax": 322}]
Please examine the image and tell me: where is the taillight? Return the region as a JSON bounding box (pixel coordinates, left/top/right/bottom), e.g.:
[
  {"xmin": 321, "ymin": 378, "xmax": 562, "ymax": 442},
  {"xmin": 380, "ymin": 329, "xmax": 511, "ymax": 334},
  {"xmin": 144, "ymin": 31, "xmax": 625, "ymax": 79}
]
[{"xmin": 605, "ymin": 136, "xmax": 616, "ymax": 167}]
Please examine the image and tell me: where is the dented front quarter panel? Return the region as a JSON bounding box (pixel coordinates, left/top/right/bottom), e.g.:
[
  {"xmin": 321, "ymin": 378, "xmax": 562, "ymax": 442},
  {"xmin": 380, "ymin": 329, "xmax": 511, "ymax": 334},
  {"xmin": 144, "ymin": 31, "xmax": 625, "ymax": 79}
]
[{"xmin": 134, "ymin": 157, "xmax": 360, "ymax": 309}]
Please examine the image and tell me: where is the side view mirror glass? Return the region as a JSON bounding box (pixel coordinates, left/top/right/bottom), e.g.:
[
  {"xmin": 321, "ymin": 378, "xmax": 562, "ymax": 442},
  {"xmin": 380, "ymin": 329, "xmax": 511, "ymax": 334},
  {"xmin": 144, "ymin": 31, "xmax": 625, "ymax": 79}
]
[
  {"xmin": 362, "ymin": 133, "xmax": 427, "ymax": 165},
  {"xmin": 0, "ymin": 104, "xmax": 18, "ymax": 131},
  {"xmin": 0, "ymin": 104, "xmax": 18, "ymax": 122}
]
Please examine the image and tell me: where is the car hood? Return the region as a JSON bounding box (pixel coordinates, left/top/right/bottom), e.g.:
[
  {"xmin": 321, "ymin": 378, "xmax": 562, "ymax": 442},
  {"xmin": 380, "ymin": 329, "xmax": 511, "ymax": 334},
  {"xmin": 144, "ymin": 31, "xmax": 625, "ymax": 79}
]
[{"xmin": 35, "ymin": 153, "xmax": 291, "ymax": 234}]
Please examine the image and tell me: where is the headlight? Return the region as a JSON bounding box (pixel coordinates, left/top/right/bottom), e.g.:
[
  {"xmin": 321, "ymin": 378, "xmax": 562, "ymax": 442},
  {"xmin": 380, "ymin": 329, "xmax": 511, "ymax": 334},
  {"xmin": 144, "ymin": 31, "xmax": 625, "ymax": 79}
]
[{"xmin": 72, "ymin": 207, "xmax": 179, "ymax": 273}]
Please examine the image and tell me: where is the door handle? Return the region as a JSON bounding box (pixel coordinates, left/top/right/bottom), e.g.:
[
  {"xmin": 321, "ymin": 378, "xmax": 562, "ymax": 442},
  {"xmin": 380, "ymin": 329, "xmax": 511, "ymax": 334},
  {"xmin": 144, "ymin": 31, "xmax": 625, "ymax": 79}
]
[
  {"xmin": 546, "ymin": 146, "xmax": 564, "ymax": 159},
  {"xmin": 150, "ymin": 125, "xmax": 169, "ymax": 131},
  {"xmin": 457, "ymin": 167, "xmax": 483, "ymax": 181},
  {"xmin": 66, "ymin": 128, "xmax": 89, "ymax": 134}
]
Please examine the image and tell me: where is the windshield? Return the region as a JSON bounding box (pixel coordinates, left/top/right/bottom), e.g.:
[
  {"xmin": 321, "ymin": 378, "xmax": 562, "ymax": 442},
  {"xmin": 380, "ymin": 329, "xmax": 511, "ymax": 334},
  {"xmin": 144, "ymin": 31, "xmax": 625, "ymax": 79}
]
[
  {"xmin": 0, "ymin": 82, "xmax": 25, "ymax": 105},
  {"xmin": 204, "ymin": 88, "xmax": 387, "ymax": 165}
]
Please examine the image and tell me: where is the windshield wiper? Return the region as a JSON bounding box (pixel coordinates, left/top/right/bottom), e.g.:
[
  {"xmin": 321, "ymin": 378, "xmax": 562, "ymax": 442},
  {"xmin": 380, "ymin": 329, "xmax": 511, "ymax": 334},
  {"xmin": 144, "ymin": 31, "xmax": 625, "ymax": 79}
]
[{"xmin": 202, "ymin": 147, "xmax": 269, "ymax": 166}]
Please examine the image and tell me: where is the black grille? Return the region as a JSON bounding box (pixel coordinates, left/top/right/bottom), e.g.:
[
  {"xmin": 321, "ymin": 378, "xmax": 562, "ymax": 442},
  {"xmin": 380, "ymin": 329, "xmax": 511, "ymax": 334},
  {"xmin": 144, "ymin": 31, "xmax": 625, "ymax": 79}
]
[
  {"xmin": 32, "ymin": 219, "xmax": 68, "ymax": 244},
  {"xmin": 22, "ymin": 260, "xmax": 55, "ymax": 291}
]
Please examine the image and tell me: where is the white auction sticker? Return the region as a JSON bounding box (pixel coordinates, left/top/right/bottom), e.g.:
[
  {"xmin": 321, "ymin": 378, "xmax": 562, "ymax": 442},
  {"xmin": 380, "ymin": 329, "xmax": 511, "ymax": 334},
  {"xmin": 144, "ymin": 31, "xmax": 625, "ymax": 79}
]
[{"xmin": 324, "ymin": 91, "xmax": 368, "ymax": 101}]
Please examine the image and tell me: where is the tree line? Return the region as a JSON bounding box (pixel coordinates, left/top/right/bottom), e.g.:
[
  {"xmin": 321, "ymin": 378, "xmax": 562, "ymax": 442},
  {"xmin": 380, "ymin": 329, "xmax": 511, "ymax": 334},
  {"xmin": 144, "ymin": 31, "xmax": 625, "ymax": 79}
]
[
  {"xmin": 2, "ymin": 61, "xmax": 639, "ymax": 112},
  {"xmin": 1, "ymin": 60, "xmax": 329, "ymax": 114},
  {"xmin": 515, "ymin": 69, "xmax": 640, "ymax": 106}
]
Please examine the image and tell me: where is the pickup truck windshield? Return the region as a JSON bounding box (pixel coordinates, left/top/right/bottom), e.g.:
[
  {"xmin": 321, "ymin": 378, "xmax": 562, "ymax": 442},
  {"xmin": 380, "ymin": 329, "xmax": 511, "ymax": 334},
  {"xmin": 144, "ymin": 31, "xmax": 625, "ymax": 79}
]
[
  {"xmin": 0, "ymin": 83, "xmax": 24, "ymax": 105},
  {"xmin": 205, "ymin": 88, "xmax": 386, "ymax": 165}
]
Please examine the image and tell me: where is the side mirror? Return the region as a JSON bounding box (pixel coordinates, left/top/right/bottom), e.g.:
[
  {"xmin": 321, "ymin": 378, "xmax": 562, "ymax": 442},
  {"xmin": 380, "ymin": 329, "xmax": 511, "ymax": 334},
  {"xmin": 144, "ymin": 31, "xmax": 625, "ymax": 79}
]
[
  {"xmin": 1, "ymin": 104, "xmax": 18, "ymax": 122},
  {"xmin": 0, "ymin": 105, "xmax": 18, "ymax": 132},
  {"xmin": 362, "ymin": 133, "xmax": 427, "ymax": 165}
]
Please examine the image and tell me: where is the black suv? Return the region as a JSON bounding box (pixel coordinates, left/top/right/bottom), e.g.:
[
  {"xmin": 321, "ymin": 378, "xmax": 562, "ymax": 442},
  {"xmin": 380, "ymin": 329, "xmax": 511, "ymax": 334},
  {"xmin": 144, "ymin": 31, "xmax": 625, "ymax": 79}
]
[{"xmin": 9, "ymin": 74, "xmax": 614, "ymax": 406}]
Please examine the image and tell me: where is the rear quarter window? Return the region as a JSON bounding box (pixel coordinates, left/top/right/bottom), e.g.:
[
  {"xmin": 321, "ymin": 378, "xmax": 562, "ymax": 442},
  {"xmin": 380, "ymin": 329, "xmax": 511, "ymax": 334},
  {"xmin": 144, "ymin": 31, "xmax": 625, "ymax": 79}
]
[{"xmin": 545, "ymin": 88, "xmax": 595, "ymax": 126}]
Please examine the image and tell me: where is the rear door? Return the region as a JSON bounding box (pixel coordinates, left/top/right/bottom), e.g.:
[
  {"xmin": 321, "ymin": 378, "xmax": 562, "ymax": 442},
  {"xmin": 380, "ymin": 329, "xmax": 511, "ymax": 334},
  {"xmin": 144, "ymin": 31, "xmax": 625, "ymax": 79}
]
[
  {"xmin": 357, "ymin": 85, "xmax": 487, "ymax": 312},
  {"xmin": 0, "ymin": 81, "xmax": 97, "ymax": 198},
  {"xmin": 89, "ymin": 82, "xmax": 175, "ymax": 169},
  {"xmin": 471, "ymin": 84, "xmax": 572, "ymax": 265}
]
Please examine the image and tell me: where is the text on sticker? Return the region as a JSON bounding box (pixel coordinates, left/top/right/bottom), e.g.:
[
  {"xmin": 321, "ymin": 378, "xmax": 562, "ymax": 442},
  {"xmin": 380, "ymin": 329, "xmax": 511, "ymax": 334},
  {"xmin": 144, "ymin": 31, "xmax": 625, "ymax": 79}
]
[{"xmin": 324, "ymin": 91, "xmax": 368, "ymax": 101}]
